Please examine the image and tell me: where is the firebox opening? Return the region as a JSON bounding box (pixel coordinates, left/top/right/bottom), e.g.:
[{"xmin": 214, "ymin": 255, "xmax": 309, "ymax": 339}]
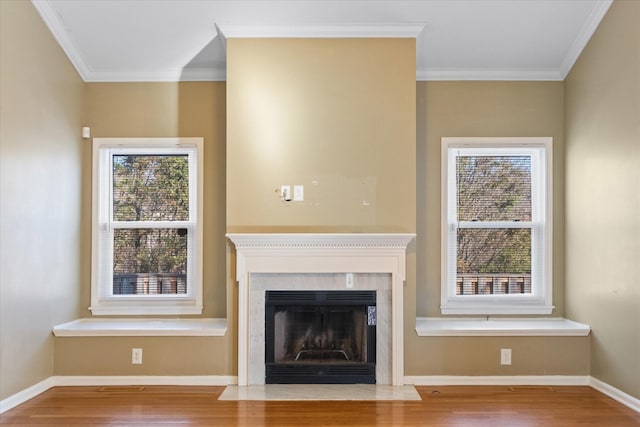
[{"xmin": 265, "ymin": 290, "xmax": 376, "ymax": 384}]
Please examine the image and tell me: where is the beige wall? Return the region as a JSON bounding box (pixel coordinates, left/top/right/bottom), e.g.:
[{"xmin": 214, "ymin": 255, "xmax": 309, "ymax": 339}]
[
  {"xmin": 406, "ymin": 336, "xmax": 589, "ymax": 376},
  {"xmin": 565, "ymin": 0, "xmax": 640, "ymax": 400},
  {"xmin": 224, "ymin": 39, "xmax": 587, "ymax": 377},
  {"xmin": 56, "ymin": 38, "xmax": 419, "ymax": 377},
  {"xmin": 416, "ymin": 81, "xmax": 566, "ymax": 317},
  {"xmin": 0, "ymin": 1, "xmax": 84, "ymax": 399},
  {"xmin": 226, "ymin": 38, "xmax": 422, "ymax": 381},
  {"xmin": 226, "ymin": 38, "xmax": 416, "ymax": 233},
  {"xmin": 54, "ymin": 337, "xmax": 230, "ymax": 376},
  {"xmin": 406, "ymin": 81, "xmax": 589, "ymax": 376},
  {"xmin": 81, "ymin": 82, "xmax": 228, "ymax": 319},
  {"xmin": 53, "ymin": 82, "xmax": 233, "ymax": 376},
  {"xmin": 7, "ymin": 0, "xmax": 636, "ymax": 397}
]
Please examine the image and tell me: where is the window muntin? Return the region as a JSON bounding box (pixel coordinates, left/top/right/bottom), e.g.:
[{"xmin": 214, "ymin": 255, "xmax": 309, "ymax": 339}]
[
  {"xmin": 442, "ymin": 138, "xmax": 552, "ymax": 315},
  {"xmin": 91, "ymin": 138, "xmax": 203, "ymax": 315}
]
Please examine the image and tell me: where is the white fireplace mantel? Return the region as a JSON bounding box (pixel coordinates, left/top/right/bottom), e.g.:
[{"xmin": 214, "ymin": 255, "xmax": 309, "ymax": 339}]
[{"xmin": 227, "ymin": 233, "xmax": 415, "ymax": 386}]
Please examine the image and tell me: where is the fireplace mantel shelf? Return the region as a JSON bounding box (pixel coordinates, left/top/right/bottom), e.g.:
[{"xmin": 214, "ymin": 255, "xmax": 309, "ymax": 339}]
[{"xmin": 226, "ymin": 233, "xmax": 416, "ymax": 249}]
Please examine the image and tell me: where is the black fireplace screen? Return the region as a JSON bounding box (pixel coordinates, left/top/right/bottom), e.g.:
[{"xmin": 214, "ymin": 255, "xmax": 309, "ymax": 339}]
[{"xmin": 265, "ymin": 290, "xmax": 376, "ymax": 384}]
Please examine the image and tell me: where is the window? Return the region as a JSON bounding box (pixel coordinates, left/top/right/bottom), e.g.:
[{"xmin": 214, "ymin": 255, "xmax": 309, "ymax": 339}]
[
  {"xmin": 91, "ymin": 138, "xmax": 203, "ymax": 315},
  {"xmin": 441, "ymin": 137, "xmax": 552, "ymax": 315}
]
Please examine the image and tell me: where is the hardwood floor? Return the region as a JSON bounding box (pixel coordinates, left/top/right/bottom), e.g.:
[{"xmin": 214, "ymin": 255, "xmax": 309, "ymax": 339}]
[{"xmin": 1, "ymin": 385, "xmax": 639, "ymax": 426}]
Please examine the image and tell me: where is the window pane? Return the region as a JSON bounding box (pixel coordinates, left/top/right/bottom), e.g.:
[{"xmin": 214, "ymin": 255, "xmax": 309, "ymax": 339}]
[
  {"xmin": 113, "ymin": 228, "xmax": 187, "ymax": 295},
  {"xmin": 457, "ymin": 228, "xmax": 531, "ymax": 295},
  {"xmin": 456, "ymin": 156, "xmax": 531, "ymax": 221},
  {"xmin": 113, "ymin": 155, "xmax": 189, "ymax": 221}
]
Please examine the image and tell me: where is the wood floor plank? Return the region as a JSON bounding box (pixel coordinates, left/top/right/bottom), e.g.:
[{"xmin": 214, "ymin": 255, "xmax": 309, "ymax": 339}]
[{"xmin": 1, "ymin": 385, "xmax": 638, "ymax": 426}]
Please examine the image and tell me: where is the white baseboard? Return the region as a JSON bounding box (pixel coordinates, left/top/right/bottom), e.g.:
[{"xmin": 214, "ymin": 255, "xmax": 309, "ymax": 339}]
[
  {"xmin": 590, "ymin": 376, "xmax": 640, "ymax": 413},
  {"xmin": 404, "ymin": 375, "xmax": 591, "ymax": 386},
  {"xmin": 0, "ymin": 377, "xmax": 56, "ymax": 414},
  {"xmin": 0, "ymin": 375, "xmax": 236, "ymax": 414},
  {"xmin": 3, "ymin": 375, "xmax": 637, "ymax": 415},
  {"xmin": 53, "ymin": 375, "xmax": 237, "ymax": 387}
]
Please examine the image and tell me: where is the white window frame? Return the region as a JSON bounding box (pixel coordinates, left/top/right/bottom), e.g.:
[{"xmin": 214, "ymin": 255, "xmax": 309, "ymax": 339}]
[
  {"xmin": 441, "ymin": 137, "xmax": 553, "ymax": 315},
  {"xmin": 90, "ymin": 137, "xmax": 203, "ymax": 315}
]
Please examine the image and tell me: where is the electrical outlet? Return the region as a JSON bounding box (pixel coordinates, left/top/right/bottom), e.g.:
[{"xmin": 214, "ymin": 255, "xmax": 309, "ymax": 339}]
[
  {"xmin": 132, "ymin": 348, "xmax": 143, "ymax": 365},
  {"xmin": 500, "ymin": 348, "xmax": 512, "ymax": 365},
  {"xmin": 346, "ymin": 273, "xmax": 354, "ymax": 288}
]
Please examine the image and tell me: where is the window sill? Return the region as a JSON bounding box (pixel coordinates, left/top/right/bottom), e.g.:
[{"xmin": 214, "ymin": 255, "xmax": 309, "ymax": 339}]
[
  {"xmin": 440, "ymin": 304, "xmax": 554, "ymax": 315},
  {"xmin": 88, "ymin": 306, "xmax": 203, "ymax": 316},
  {"xmin": 52, "ymin": 318, "xmax": 227, "ymax": 337},
  {"xmin": 415, "ymin": 317, "xmax": 591, "ymax": 337}
]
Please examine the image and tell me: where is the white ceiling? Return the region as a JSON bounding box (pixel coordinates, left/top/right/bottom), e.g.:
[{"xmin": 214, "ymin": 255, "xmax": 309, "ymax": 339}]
[{"xmin": 32, "ymin": 0, "xmax": 613, "ymax": 82}]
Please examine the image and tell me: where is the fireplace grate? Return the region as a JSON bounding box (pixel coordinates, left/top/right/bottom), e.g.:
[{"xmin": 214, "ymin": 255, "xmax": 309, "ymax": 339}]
[
  {"xmin": 265, "ymin": 290, "xmax": 376, "ymax": 305},
  {"xmin": 266, "ymin": 363, "xmax": 375, "ymax": 384}
]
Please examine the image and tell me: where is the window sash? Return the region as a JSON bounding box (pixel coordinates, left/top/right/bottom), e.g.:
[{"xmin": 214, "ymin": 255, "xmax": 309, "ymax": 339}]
[
  {"xmin": 107, "ymin": 147, "xmax": 196, "ymax": 224},
  {"xmin": 98, "ymin": 224, "xmax": 196, "ymax": 301},
  {"xmin": 91, "ymin": 138, "xmax": 203, "ymax": 315},
  {"xmin": 441, "ymin": 138, "xmax": 552, "ymax": 315},
  {"xmin": 101, "ymin": 148, "xmax": 195, "ymax": 300},
  {"xmin": 447, "ymin": 223, "xmax": 544, "ymax": 299}
]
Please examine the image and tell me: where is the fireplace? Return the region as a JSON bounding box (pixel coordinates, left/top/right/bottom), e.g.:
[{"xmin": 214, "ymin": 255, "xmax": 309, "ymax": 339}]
[
  {"xmin": 226, "ymin": 233, "xmax": 415, "ymax": 386},
  {"xmin": 265, "ymin": 290, "xmax": 376, "ymax": 384}
]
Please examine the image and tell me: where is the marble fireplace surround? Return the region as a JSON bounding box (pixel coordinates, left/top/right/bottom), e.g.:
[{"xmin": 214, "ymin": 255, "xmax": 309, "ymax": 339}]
[{"xmin": 226, "ymin": 233, "xmax": 415, "ymax": 387}]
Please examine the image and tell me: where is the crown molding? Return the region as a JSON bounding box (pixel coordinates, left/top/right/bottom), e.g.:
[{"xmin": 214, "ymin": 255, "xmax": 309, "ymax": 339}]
[
  {"xmin": 74, "ymin": 67, "xmax": 568, "ymax": 83},
  {"xmin": 32, "ymin": 0, "xmax": 610, "ymax": 83},
  {"xmin": 558, "ymin": 0, "xmax": 613, "ymax": 79},
  {"xmin": 216, "ymin": 23, "xmax": 426, "ymax": 39},
  {"xmin": 31, "ymin": 0, "xmax": 91, "ymax": 81},
  {"xmin": 68, "ymin": 67, "xmax": 568, "ymax": 83},
  {"xmin": 80, "ymin": 68, "xmax": 227, "ymax": 83},
  {"xmin": 417, "ymin": 68, "xmax": 564, "ymax": 81},
  {"xmin": 180, "ymin": 68, "xmax": 227, "ymax": 82}
]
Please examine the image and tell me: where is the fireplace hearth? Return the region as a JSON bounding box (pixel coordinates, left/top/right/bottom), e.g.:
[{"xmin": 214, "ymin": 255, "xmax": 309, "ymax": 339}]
[{"xmin": 265, "ymin": 290, "xmax": 376, "ymax": 384}]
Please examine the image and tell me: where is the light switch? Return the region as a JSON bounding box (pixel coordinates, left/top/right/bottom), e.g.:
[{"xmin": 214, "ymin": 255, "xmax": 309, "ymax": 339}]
[
  {"xmin": 293, "ymin": 185, "xmax": 304, "ymax": 201},
  {"xmin": 280, "ymin": 185, "xmax": 291, "ymax": 201}
]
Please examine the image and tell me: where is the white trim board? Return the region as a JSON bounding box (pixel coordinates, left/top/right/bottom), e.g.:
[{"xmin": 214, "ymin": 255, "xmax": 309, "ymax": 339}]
[
  {"xmin": 53, "ymin": 318, "xmax": 228, "ymax": 337},
  {"xmin": 215, "ymin": 23, "xmax": 426, "ymax": 39},
  {"xmin": 0, "ymin": 377, "xmax": 56, "ymax": 415},
  {"xmin": 54, "ymin": 375, "xmax": 237, "ymax": 387},
  {"xmin": 404, "ymin": 375, "xmax": 591, "ymax": 386},
  {"xmin": 405, "ymin": 376, "xmax": 639, "ymax": 414},
  {"xmin": 0, "ymin": 376, "xmax": 236, "ymax": 414},
  {"xmin": 415, "ymin": 317, "xmax": 591, "ymax": 337},
  {"xmin": 590, "ymin": 376, "xmax": 640, "ymax": 414},
  {"xmin": 2, "ymin": 375, "xmax": 637, "ymax": 415},
  {"xmin": 32, "ymin": 1, "xmax": 612, "ymax": 83},
  {"xmin": 558, "ymin": 0, "xmax": 613, "ymax": 79}
]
